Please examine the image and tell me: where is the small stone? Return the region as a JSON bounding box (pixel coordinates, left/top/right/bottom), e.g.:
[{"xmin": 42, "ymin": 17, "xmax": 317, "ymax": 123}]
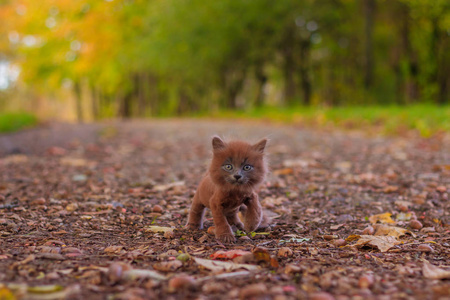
[
  {"xmin": 152, "ymin": 205, "xmax": 163, "ymax": 213},
  {"xmin": 202, "ymin": 281, "xmax": 226, "ymax": 294},
  {"xmin": 417, "ymin": 244, "xmax": 434, "ymax": 253},
  {"xmin": 61, "ymin": 247, "xmax": 82, "ymax": 254},
  {"xmin": 153, "ymin": 260, "xmax": 182, "ymax": 272},
  {"xmin": 410, "ymin": 220, "xmax": 423, "ymax": 230},
  {"xmin": 398, "ymin": 204, "xmax": 408, "ymax": 212},
  {"xmin": 334, "ymin": 239, "xmax": 347, "ymax": 247},
  {"xmin": 108, "ymin": 262, "xmax": 132, "ymax": 283},
  {"xmin": 31, "ymin": 198, "xmax": 46, "ymax": 205},
  {"xmin": 168, "ymin": 274, "xmax": 195, "ymax": 292},
  {"xmin": 164, "ymin": 231, "xmax": 174, "ymax": 239},
  {"xmin": 166, "ymin": 249, "xmax": 179, "ymax": 256},
  {"xmin": 362, "ymin": 226, "xmax": 375, "ymax": 235},
  {"xmin": 310, "ymin": 292, "xmax": 335, "ymax": 300},
  {"xmin": 358, "ymin": 274, "xmax": 374, "ymax": 288},
  {"xmin": 239, "ymin": 283, "xmax": 267, "ymax": 300},
  {"xmin": 176, "ymin": 253, "xmax": 191, "ymax": 262},
  {"xmin": 277, "ymin": 247, "xmax": 293, "ymax": 258},
  {"xmin": 39, "ymin": 246, "xmax": 61, "ymax": 254},
  {"xmin": 65, "ymin": 203, "xmax": 78, "ymax": 212},
  {"xmin": 207, "ymin": 226, "xmax": 216, "ymax": 235},
  {"xmin": 284, "ymin": 264, "xmax": 301, "ymax": 275},
  {"xmin": 436, "ymin": 186, "xmax": 447, "ymax": 193}
]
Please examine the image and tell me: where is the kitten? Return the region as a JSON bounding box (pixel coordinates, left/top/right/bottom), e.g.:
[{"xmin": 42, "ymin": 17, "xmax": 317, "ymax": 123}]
[{"xmin": 187, "ymin": 136, "xmax": 268, "ymax": 243}]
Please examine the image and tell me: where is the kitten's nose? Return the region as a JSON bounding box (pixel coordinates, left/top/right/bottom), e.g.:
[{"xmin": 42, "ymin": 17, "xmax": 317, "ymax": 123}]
[{"xmin": 234, "ymin": 174, "xmax": 242, "ymax": 180}]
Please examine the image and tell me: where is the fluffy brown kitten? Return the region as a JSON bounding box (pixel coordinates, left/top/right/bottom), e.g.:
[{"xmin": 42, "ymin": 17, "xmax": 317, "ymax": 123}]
[{"xmin": 187, "ymin": 136, "xmax": 268, "ymax": 243}]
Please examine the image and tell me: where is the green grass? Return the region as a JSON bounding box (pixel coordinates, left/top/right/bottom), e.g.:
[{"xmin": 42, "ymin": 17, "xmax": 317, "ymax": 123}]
[
  {"xmin": 200, "ymin": 104, "xmax": 450, "ymax": 137},
  {"xmin": 0, "ymin": 112, "xmax": 38, "ymax": 133}
]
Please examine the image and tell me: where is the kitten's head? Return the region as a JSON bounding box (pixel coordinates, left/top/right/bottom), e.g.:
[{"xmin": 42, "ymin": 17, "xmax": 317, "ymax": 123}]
[{"xmin": 209, "ymin": 136, "xmax": 267, "ymax": 189}]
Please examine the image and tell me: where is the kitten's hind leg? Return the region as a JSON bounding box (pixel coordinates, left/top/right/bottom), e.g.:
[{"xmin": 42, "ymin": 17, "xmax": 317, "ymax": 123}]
[
  {"xmin": 242, "ymin": 194, "xmax": 263, "ymax": 232},
  {"xmin": 226, "ymin": 212, "xmax": 244, "ymax": 231},
  {"xmin": 186, "ymin": 197, "xmax": 205, "ymax": 230}
]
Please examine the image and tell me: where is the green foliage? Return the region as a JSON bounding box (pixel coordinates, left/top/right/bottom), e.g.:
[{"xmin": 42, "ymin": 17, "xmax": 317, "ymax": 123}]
[
  {"xmin": 0, "ymin": 0, "xmax": 448, "ymax": 119},
  {"xmin": 203, "ymin": 104, "xmax": 450, "ymax": 137},
  {"xmin": 0, "ymin": 112, "xmax": 38, "ymax": 133}
]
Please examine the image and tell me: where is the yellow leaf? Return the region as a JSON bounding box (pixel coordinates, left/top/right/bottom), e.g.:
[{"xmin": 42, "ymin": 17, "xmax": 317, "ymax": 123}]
[
  {"xmin": 0, "ymin": 287, "xmax": 16, "ymax": 300},
  {"xmin": 373, "ymin": 224, "xmax": 415, "ymax": 238},
  {"xmin": 354, "ymin": 235, "xmax": 401, "ymax": 252},
  {"xmin": 345, "ymin": 234, "xmax": 361, "ymax": 242},
  {"xmin": 369, "ymin": 212, "xmax": 395, "ymax": 224}
]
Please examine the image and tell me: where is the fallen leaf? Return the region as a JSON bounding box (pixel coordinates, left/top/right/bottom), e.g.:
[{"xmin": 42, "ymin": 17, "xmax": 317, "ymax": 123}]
[
  {"xmin": 353, "ymin": 235, "xmax": 401, "ymax": 252},
  {"xmin": 144, "ymin": 226, "xmax": 174, "ymax": 234},
  {"xmin": 345, "ymin": 235, "xmax": 361, "ymax": 242},
  {"xmin": 104, "ymin": 246, "xmax": 124, "ymax": 254},
  {"xmin": 193, "ymin": 257, "xmax": 259, "ymax": 272},
  {"xmin": 27, "ymin": 285, "xmax": 64, "ymax": 293},
  {"xmin": 335, "ymin": 161, "xmax": 352, "ymax": 172},
  {"xmin": 422, "ymin": 261, "xmax": 450, "ymax": 279},
  {"xmin": 273, "ymin": 168, "xmax": 294, "ymax": 176},
  {"xmin": 123, "ymin": 269, "xmax": 167, "ymax": 281},
  {"xmin": 210, "ymin": 250, "xmax": 252, "ymax": 260},
  {"xmin": 383, "ymin": 185, "xmax": 399, "ymax": 193},
  {"xmin": 369, "ymin": 212, "xmax": 396, "ymax": 224},
  {"xmin": 152, "ymin": 181, "xmax": 185, "ymax": 192},
  {"xmin": 153, "ymin": 260, "xmax": 183, "ymax": 272},
  {"xmin": 197, "ymin": 271, "xmax": 251, "ymax": 282},
  {"xmin": 252, "ymin": 247, "xmax": 271, "ymax": 262},
  {"xmin": 373, "ymin": 224, "xmax": 415, "ymax": 238},
  {"xmin": 330, "ymin": 224, "xmax": 344, "ymax": 230},
  {"xmin": 60, "ymin": 158, "xmax": 90, "ymax": 167},
  {"xmin": 396, "ymin": 212, "xmax": 412, "ymax": 221}
]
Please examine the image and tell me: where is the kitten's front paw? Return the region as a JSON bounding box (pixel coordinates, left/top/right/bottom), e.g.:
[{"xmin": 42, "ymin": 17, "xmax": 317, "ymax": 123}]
[
  {"xmin": 185, "ymin": 223, "xmax": 202, "ymax": 230},
  {"xmin": 216, "ymin": 233, "xmax": 236, "ymax": 243}
]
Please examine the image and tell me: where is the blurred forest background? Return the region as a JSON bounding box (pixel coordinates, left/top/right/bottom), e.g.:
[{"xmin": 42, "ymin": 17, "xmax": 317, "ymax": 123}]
[{"xmin": 0, "ymin": 0, "xmax": 449, "ymax": 131}]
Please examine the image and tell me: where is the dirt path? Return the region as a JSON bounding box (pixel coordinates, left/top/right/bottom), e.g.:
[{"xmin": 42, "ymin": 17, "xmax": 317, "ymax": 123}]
[{"xmin": 0, "ymin": 119, "xmax": 449, "ymax": 299}]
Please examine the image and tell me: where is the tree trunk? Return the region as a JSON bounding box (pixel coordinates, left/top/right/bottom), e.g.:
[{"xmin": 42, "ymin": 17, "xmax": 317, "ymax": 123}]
[
  {"xmin": 118, "ymin": 92, "xmax": 132, "ymax": 118},
  {"xmin": 282, "ymin": 28, "xmax": 296, "ymax": 105},
  {"xmin": 431, "ymin": 17, "xmax": 449, "ymax": 105},
  {"xmin": 254, "ymin": 63, "xmax": 267, "ymax": 107},
  {"xmin": 225, "ymin": 68, "xmax": 247, "ymax": 109},
  {"xmin": 90, "ymin": 85, "xmax": 99, "ymax": 120},
  {"xmin": 400, "ymin": 3, "xmax": 419, "ymax": 102},
  {"xmin": 73, "ymin": 81, "xmax": 84, "ymax": 123},
  {"xmin": 363, "ymin": 0, "xmax": 376, "ymax": 89},
  {"xmin": 299, "ymin": 40, "xmax": 312, "ymax": 106},
  {"xmin": 148, "ymin": 74, "xmax": 159, "ymax": 116}
]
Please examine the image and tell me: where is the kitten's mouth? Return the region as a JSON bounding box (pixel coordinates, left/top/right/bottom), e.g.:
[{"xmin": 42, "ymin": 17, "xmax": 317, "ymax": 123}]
[{"xmin": 227, "ymin": 178, "xmax": 246, "ymax": 185}]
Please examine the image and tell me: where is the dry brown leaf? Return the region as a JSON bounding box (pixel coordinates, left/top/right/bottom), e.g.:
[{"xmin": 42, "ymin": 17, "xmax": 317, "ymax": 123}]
[
  {"xmin": 369, "ymin": 212, "xmax": 396, "ymax": 224},
  {"xmin": 273, "ymin": 168, "xmax": 294, "ymax": 176},
  {"xmin": 353, "ymin": 235, "xmax": 401, "ymax": 252},
  {"xmin": 152, "ymin": 181, "xmax": 185, "ymax": 192},
  {"xmin": 144, "ymin": 226, "xmax": 174, "ymax": 234},
  {"xmin": 422, "ymin": 261, "xmax": 450, "ymax": 279},
  {"xmin": 373, "ymin": 224, "xmax": 415, "ymax": 238},
  {"xmin": 60, "ymin": 158, "xmax": 92, "ymax": 167},
  {"xmin": 193, "ymin": 257, "xmax": 259, "ymax": 272}
]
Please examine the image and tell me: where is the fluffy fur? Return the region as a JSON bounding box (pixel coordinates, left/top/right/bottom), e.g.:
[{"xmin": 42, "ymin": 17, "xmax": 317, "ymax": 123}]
[{"xmin": 186, "ymin": 136, "xmax": 268, "ymax": 243}]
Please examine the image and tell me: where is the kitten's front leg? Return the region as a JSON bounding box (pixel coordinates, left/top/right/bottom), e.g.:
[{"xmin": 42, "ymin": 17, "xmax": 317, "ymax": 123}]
[
  {"xmin": 243, "ymin": 193, "xmax": 263, "ymax": 232},
  {"xmin": 186, "ymin": 195, "xmax": 205, "ymax": 230},
  {"xmin": 210, "ymin": 200, "xmax": 235, "ymax": 243}
]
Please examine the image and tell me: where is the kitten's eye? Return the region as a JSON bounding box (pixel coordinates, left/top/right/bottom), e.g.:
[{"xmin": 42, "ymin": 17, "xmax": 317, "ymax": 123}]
[
  {"xmin": 243, "ymin": 164, "xmax": 253, "ymax": 171},
  {"xmin": 223, "ymin": 164, "xmax": 233, "ymax": 171}
]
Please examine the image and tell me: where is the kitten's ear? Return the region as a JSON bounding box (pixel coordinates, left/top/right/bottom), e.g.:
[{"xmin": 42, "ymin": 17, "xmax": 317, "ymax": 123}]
[
  {"xmin": 252, "ymin": 138, "xmax": 267, "ymax": 153},
  {"xmin": 212, "ymin": 136, "xmax": 226, "ymax": 151}
]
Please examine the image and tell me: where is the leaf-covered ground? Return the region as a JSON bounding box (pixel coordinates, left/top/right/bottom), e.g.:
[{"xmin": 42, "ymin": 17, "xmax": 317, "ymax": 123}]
[{"xmin": 0, "ymin": 120, "xmax": 449, "ymax": 300}]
